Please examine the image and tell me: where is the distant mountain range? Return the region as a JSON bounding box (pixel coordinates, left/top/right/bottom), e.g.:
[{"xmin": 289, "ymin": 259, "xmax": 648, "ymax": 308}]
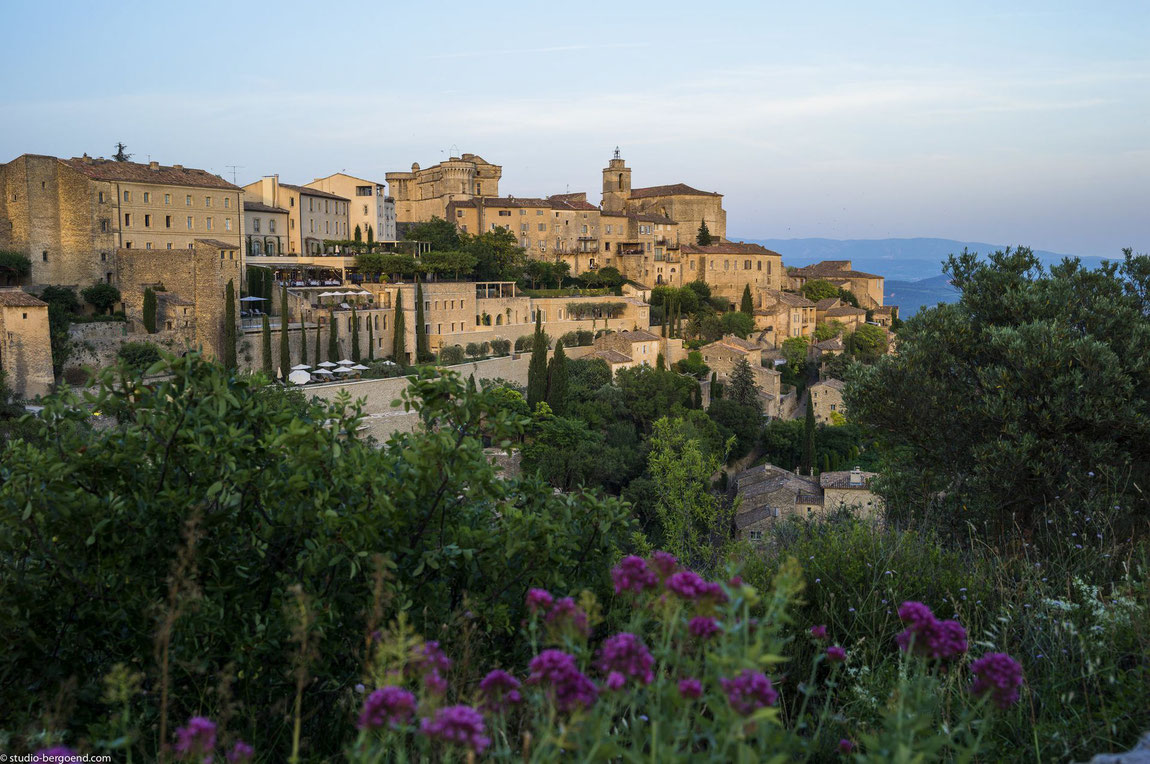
[{"xmin": 736, "ymin": 237, "xmax": 1112, "ymax": 316}]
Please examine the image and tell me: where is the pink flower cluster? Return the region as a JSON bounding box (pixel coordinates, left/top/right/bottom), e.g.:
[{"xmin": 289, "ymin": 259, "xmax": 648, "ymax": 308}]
[
  {"xmin": 689, "ymin": 616, "xmax": 722, "ymax": 640},
  {"xmin": 545, "ymin": 596, "xmax": 592, "ymax": 637},
  {"xmin": 420, "ymin": 705, "xmax": 491, "ymax": 754},
  {"xmin": 678, "ymin": 677, "xmax": 703, "ymax": 699},
  {"xmin": 174, "ymin": 716, "xmax": 216, "ymax": 761},
  {"xmin": 413, "ymin": 640, "xmax": 452, "ymax": 695},
  {"xmin": 826, "ymin": 645, "xmax": 847, "ymax": 663},
  {"xmin": 597, "ymin": 632, "xmax": 655, "ymax": 688},
  {"xmin": 665, "ymin": 570, "xmax": 727, "ymax": 602},
  {"xmin": 719, "ymin": 669, "xmax": 778, "ymax": 715},
  {"xmin": 526, "ymin": 588, "xmax": 553, "ymax": 613},
  {"xmin": 358, "ymin": 686, "xmax": 418, "ymax": 730},
  {"xmin": 970, "ymin": 652, "xmax": 1024, "ymax": 709},
  {"xmin": 895, "ymin": 601, "xmax": 968, "ymax": 659},
  {"xmin": 612, "ymin": 555, "xmax": 659, "ymax": 594},
  {"xmin": 478, "ymin": 669, "xmax": 523, "ymax": 714},
  {"xmin": 527, "ymin": 649, "xmax": 598, "ymax": 712},
  {"xmin": 650, "ymin": 550, "xmax": 679, "ymax": 578},
  {"xmin": 226, "ymin": 740, "xmax": 255, "ymax": 763}
]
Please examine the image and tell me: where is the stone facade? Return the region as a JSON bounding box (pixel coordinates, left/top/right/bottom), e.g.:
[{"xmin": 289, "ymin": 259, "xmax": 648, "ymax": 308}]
[
  {"xmin": 700, "ymin": 335, "xmax": 783, "ymax": 416},
  {"xmin": 306, "ymin": 172, "xmax": 396, "ymax": 243},
  {"xmin": 0, "ymin": 153, "xmax": 242, "ymax": 289},
  {"xmin": 821, "ymin": 468, "xmax": 882, "ymax": 517},
  {"xmin": 732, "ymin": 463, "xmax": 881, "ymax": 543},
  {"xmin": 602, "ymin": 151, "xmax": 726, "ymax": 242},
  {"xmin": 592, "ymin": 329, "xmax": 662, "ymax": 367},
  {"xmin": 0, "ymin": 288, "xmax": 53, "ymax": 398},
  {"xmin": 754, "ymin": 289, "xmax": 816, "ymax": 346},
  {"xmin": 242, "ymin": 176, "xmax": 350, "ymax": 255},
  {"xmin": 243, "ymin": 201, "xmax": 289, "ymax": 256},
  {"xmin": 809, "ymin": 378, "xmax": 845, "ymax": 425},
  {"xmin": 683, "ymin": 242, "xmax": 784, "ymax": 303},
  {"xmin": 788, "ymin": 260, "xmax": 886, "ymax": 309},
  {"xmin": 386, "ymin": 154, "xmax": 502, "ymax": 224},
  {"xmin": 447, "ymin": 194, "xmax": 600, "ymax": 271}
]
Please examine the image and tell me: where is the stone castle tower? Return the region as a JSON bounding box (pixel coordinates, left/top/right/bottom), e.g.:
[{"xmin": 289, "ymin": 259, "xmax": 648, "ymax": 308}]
[{"xmin": 601, "ymin": 147, "xmax": 631, "ymax": 213}]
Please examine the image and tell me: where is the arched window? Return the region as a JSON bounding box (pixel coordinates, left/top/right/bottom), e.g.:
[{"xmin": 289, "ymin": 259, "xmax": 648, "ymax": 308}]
[
  {"xmin": 252, "ymin": 240, "xmax": 262, "ymax": 256},
  {"xmin": 618, "ymin": 173, "xmax": 624, "ymax": 190},
  {"xmin": 266, "ymin": 240, "xmax": 276, "ymax": 255},
  {"xmin": 495, "ymin": 314, "xmax": 503, "ymax": 325}
]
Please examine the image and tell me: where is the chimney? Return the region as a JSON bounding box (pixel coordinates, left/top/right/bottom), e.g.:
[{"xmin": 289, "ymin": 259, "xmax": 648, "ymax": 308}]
[
  {"xmin": 849, "ymin": 467, "xmax": 863, "ymax": 486},
  {"xmin": 172, "ymin": 164, "xmax": 183, "ymax": 170},
  {"xmin": 149, "ymin": 161, "xmax": 160, "ymax": 170}
]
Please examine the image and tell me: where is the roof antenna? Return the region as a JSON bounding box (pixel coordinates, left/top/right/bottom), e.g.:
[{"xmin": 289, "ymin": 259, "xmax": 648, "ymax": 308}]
[
  {"xmin": 614, "ymin": 146, "xmax": 621, "ymax": 160},
  {"xmin": 225, "ymin": 165, "xmax": 244, "ymax": 184}
]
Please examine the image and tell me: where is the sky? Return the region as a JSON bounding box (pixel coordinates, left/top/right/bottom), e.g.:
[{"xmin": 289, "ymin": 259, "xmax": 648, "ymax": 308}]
[{"xmin": 1, "ymin": 0, "xmax": 1147, "ymax": 256}]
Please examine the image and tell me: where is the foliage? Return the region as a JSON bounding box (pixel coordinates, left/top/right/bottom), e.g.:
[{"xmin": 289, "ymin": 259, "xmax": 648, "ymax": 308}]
[
  {"xmin": 350, "ymin": 308, "xmax": 361, "ymax": 363},
  {"xmin": 299, "ymin": 308, "xmax": 309, "ymax": 366},
  {"xmin": 522, "ymin": 259, "xmax": 569, "ymax": 289},
  {"xmin": 414, "ymin": 278, "xmax": 428, "ymax": 361},
  {"xmin": 813, "ymin": 320, "xmax": 844, "ymax": 342},
  {"xmin": 260, "ymin": 313, "xmax": 273, "ymax": 376},
  {"xmin": 726, "ymin": 357, "xmax": 760, "ymax": 412},
  {"xmin": 0, "ymin": 251, "xmax": 32, "ymax": 284},
  {"xmin": 852, "ymin": 323, "xmax": 886, "ymax": 359},
  {"xmin": 802, "ymin": 391, "xmax": 815, "ymax": 474},
  {"xmin": 521, "ymin": 414, "xmax": 605, "ymax": 491},
  {"xmin": 780, "ymin": 335, "xmax": 809, "ymax": 374},
  {"xmin": 0, "ymin": 356, "xmax": 633, "ymax": 758},
  {"xmin": 686, "ymin": 280, "xmax": 711, "ymax": 301},
  {"xmin": 38, "ymin": 285, "xmax": 81, "ymax": 314},
  {"xmin": 740, "ymin": 284, "xmax": 754, "ymax": 315},
  {"xmin": 404, "ymin": 217, "xmax": 461, "ymax": 252},
  {"xmin": 526, "ymin": 313, "xmax": 549, "ymax": 409},
  {"xmin": 438, "ymin": 344, "xmax": 465, "ymax": 365},
  {"xmin": 116, "ymin": 341, "xmax": 162, "ymax": 373},
  {"xmin": 708, "ymin": 295, "xmax": 731, "ymax": 312},
  {"xmin": 420, "ymin": 249, "xmax": 477, "ymax": 279},
  {"xmin": 113, "ymin": 142, "xmax": 131, "ymax": 161},
  {"xmin": 706, "ymin": 399, "xmax": 759, "ymax": 460},
  {"xmin": 353, "ymin": 224, "xmax": 362, "ymax": 242},
  {"xmin": 490, "ymin": 338, "xmax": 511, "ymax": 356},
  {"xmin": 847, "ymin": 246, "xmax": 1150, "ymax": 538},
  {"xmin": 468, "ymin": 228, "xmax": 527, "ymax": 282},
  {"xmin": 141, "ymin": 287, "xmax": 157, "ymax": 333},
  {"xmin": 392, "ymin": 289, "xmax": 406, "ymax": 364},
  {"xmin": 674, "ymin": 350, "xmax": 710, "ymax": 379},
  {"xmin": 800, "ymin": 278, "xmax": 841, "ymax": 302},
  {"xmin": 614, "ymin": 365, "xmax": 695, "ymax": 434},
  {"xmin": 514, "ymin": 334, "xmax": 533, "ymax": 352},
  {"xmin": 222, "ymin": 280, "xmax": 237, "ymax": 369},
  {"xmin": 280, "ymin": 286, "xmax": 291, "ymax": 376},
  {"xmin": 355, "ymin": 252, "xmax": 417, "ymax": 278},
  {"xmin": 327, "ymin": 309, "xmax": 339, "ymax": 363},
  {"xmin": 81, "ymin": 282, "xmax": 121, "ymax": 315},
  {"xmin": 719, "ymin": 311, "xmax": 754, "ymax": 338},
  {"xmin": 545, "ymin": 340, "xmax": 569, "ymax": 415},
  {"xmin": 565, "ymin": 301, "xmax": 627, "ymax": 320},
  {"xmin": 696, "ymin": 219, "xmax": 713, "ymax": 246}
]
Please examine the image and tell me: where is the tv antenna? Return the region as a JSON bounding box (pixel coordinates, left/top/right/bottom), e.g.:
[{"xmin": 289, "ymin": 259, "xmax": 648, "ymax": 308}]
[
  {"xmin": 225, "ymin": 165, "xmax": 244, "ymax": 184},
  {"xmin": 613, "ymin": 146, "xmax": 621, "ymax": 160}
]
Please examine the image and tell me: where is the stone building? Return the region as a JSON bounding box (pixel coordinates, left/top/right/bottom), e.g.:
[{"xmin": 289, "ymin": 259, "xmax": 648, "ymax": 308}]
[
  {"xmin": 699, "ymin": 334, "xmax": 783, "ymax": 416},
  {"xmin": 682, "ymin": 242, "xmax": 784, "ymax": 302},
  {"xmin": 824, "ymin": 303, "xmax": 867, "ymax": 332},
  {"xmin": 788, "ymin": 260, "xmax": 886, "ymax": 309},
  {"xmin": 809, "ymin": 378, "xmax": 845, "ymax": 425},
  {"xmin": 0, "ymin": 288, "xmax": 53, "ymax": 398},
  {"xmin": 754, "ymin": 289, "xmax": 816, "ymax": 346},
  {"xmin": 601, "ymin": 211, "xmax": 682, "ymax": 286},
  {"xmin": 306, "ymin": 172, "xmax": 396, "ymax": 242},
  {"xmin": 600, "ymin": 150, "xmax": 726, "ymax": 242},
  {"xmin": 242, "ymin": 176, "xmax": 350, "ymax": 255},
  {"xmin": 592, "ymin": 329, "xmax": 662, "ymax": 367},
  {"xmin": 732, "ymin": 463, "xmax": 824, "ymax": 543},
  {"xmin": 386, "ymin": 154, "xmax": 502, "ymax": 224},
  {"xmin": 0, "ymin": 153, "xmax": 242, "ymax": 289},
  {"xmin": 447, "ymin": 194, "xmax": 600, "ymax": 271},
  {"xmin": 243, "ymin": 201, "xmax": 289, "ymax": 256},
  {"xmin": 821, "ymin": 468, "xmax": 882, "ymax": 517}
]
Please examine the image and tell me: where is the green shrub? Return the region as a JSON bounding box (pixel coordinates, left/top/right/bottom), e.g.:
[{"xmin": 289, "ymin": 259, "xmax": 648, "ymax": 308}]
[
  {"xmin": 437, "ymin": 344, "xmax": 465, "ymax": 365},
  {"xmin": 489, "ymin": 338, "xmax": 511, "ymax": 356},
  {"xmin": 116, "ymin": 341, "xmax": 162, "ymax": 373},
  {"xmin": 81, "ymin": 282, "xmax": 122, "ymax": 315}
]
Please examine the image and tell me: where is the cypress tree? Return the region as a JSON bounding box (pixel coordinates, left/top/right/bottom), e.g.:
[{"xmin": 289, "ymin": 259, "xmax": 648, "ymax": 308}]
[
  {"xmin": 546, "ymin": 339, "xmax": 568, "ymax": 415},
  {"xmin": 526, "ymin": 311, "xmax": 548, "ymax": 409},
  {"xmin": 656, "ymin": 352, "xmax": 665, "ymax": 371},
  {"xmin": 223, "ymin": 279, "xmax": 237, "ymax": 369},
  {"xmin": 328, "ymin": 309, "xmax": 339, "ymax": 363},
  {"xmin": 821, "ymin": 452, "xmax": 830, "ymax": 474},
  {"xmin": 351, "ymin": 307, "xmax": 361, "ymax": 362},
  {"xmin": 740, "ymin": 284, "xmax": 754, "ymax": 315},
  {"xmin": 279, "ymin": 287, "xmax": 290, "ymax": 378},
  {"xmin": 366, "ymin": 225, "xmax": 374, "ymax": 245},
  {"xmin": 802, "ymin": 391, "xmax": 816, "ymax": 475},
  {"xmin": 696, "ymin": 219, "xmax": 713, "ymax": 246},
  {"xmin": 142, "ymin": 288, "xmax": 157, "ymax": 333},
  {"xmin": 367, "ymin": 315, "xmax": 375, "ymax": 361},
  {"xmin": 261, "ymin": 313, "xmax": 273, "ymax": 376},
  {"xmin": 353, "ymin": 224, "xmax": 362, "ymax": 242},
  {"xmin": 392, "ymin": 289, "xmax": 406, "ymax": 365},
  {"xmin": 314, "ymin": 319, "xmax": 321, "ymax": 367},
  {"xmin": 414, "ymin": 276, "xmax": 428, "ymax": 361},
  {"xmin": 299, "ymin": 310, "xmax": 308, "ymax": 366}
]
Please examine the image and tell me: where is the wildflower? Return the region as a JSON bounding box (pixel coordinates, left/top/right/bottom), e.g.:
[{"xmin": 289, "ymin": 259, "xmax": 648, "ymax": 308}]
[
  {"xmin": 971, "ymin": 652, "xmax": 1024, "ymax": 709},
  {"xmin": 895, "ymin": 601, "xmax": 967, "ymax": 660},
  {"xmin": 358, "ymin": 686, "xmax": 418, "ymax": 729},
  {"xmin": 650, "ymin": 550, "xmax": 679, "ymax": 578},
  {"xmin": 420, "ymin": 705, "xmax": 491, "ymax": 754},
  {"xmin": 227, "ymin": 741, "xmax": 255, "ymax": 763},
  {"xmin": 606, "ymin": 671, "xmax": 626, "ymax": 690},
  {"xmin": 826, "ymin": 646, "xmax": 847, "ymax": 663},
  {"xmin": 720, "ymin": 669, "xmax": 778, "ymax": 715},
  {"xmin": 424, "ymin": 670, "xmax": 448, "ymax": 695},
  {"xmin": 354, "ymin": 683, "xmax": 366, "ymax": 694},
  {"xmin": 478, "ymin": 669, "xmax": 522, "ymax": 714},
  {"xmin": 612, "ymin": 555, "xmax": 658, "ymax": 595},
  {"xmin": 699, "ymin": 580, "xmax": 729, "ymax": 603},
  {"xmin": 174, "ymin": 716, "xmax": 217, "ymax": 760},
  {"xmin": 810, "ymin": 624, "xmax": 828, "ymax": 640},
  {"xmin": 689, "ymin": 616, "xmax": 722, "ymax": 640},
  {"xmin": 728, "ymin": 575, "xmax": 743, "ymax": 587},
  {"xmin": 414, "ymin": 640, "xmax": 452, "ymax": 675},
  {"xmin": 546, "ymin": 597, "xmax": 592, "ymax": 637},
  {"xmin": 666, "ymin": 570, "xmax": 708, "ymax": 599},
  {"xmin": 526, "ymin": 588, "xmax": 554, "ymax": 614},
  {"xmin": 527, "ymin": 650, "xmax": 598, "ymax": 712},
  {"xmin": 597, "ymin": 632, "xmax": 655, "ymax": 686},
  {"xmin": 33, "ymin": 748, "xmax": 78, "ymax": 762},
  {"xmin": 838, "ymin": 738, "xmax": 855, "ymax": 754},
  {"xmin": 678, "ymin": 678, "xmax": 703, "ymax": 699}
]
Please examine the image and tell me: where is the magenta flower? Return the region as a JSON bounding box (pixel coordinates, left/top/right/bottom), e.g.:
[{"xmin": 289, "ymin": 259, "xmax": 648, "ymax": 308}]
[
  {"xmin": 478, "ymin": 669, "xmax": 522, "ymax": 714},
  {"xmin": 174, "ymin": 716, "xmax": 217, "ymax": 759},
  {"xmin": 423, "ymin": 670, "xmax": 448, "ymax": 695},
  {"xmin": 650, "ymin": 550, "xmax": 679, "ymax": 578},
  {"xmin": 227, "ymin": 740, "xmax": 255, "ymax": 763},
  {"xmin": 678, "ymin": 678, "xmax": 703, "ymax": 699},
  {"xmin": 720, "ymin": 669, "xmax": 778, "ymax": 715},
  {"xmin": 838, "ymin": 738, "xmax": 855, "ymax": 754},
  {"xmin": 358, "ymin": 686, "xmax": 418, "ymax": 730},
  {"xmin": 810, "ymin": 624, "xmax": 828, "ymax": 640},
  {"xmin": 699, "ymin": 580, "xmax": 729, "ymax": 604},
  {"xmin": 527, "ymin": 649, "xmax": 598, "ymax": 712},
  {"xmin": 597, "ymin": 632, "xmax": 655, "ymax": 686},
  {"xmin": 666, "ymin": 570, "xmax": 708, "ymax": 599},
  {"xmin": 414, "ymin": 640, "xmax": 453, "ymax": 675},
  {"xmin": 971, "ymin": 652, "xmax": 1024, "ymax": 709},
  {"xmin": 546, "ymin": 597, "xmax": 592, "ymax": 637},
  {"xmin": 420, "ymin": 705, "xmax": 491, "ymax": 754},
  {"xmin": 606, "ymin": 671, "xmax": 626, "ymax": 690},
  {"xmin": 728, "ymin": 575, "xmax": 743, "ymax": 587},
  {"xmin": 613, "ymin": 555, "xmax": 659, "ymax": 594},
  {"xmin": 895, "ymin": 601, "xmax": 967, "ymax": 660},
  {"xmin": 33, "ymin": 749, "xmax": 79, "ymax": 762},
  {"xmin": 826, "ymin": 645, "xmax": 847, "ymax": 663},
  {"xmin": 526, "ymin": 588, "xmax": 554, "ymax": 613},
  {"xmin": 689, "ymin": 616, "xmax": 722, "ymax": 640}
]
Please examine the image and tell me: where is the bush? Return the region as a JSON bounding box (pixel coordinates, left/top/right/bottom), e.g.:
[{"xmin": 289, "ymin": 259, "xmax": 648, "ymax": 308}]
[
  {"xmin": 708, "ymin": 295, "xmax": 731, "ymax": 312},
  {"xmin": 514, "ymin": 334, "xmax": 534, "ymax": 352},
  {"xmin": 116, "ymin": 341, "xmax": 162, "ymax": 373},
  {"xmin": 62, "ymin": 366, "xmax": 91, "ymax": 387},
  {"xmin": 0, "ymin": 250, "xmax": 31, "ymax": 284},
  {"xmin": 560, "ymin": 330, "xmax": 580, "ymax": 347},
  {"xmin": 438, "ymin": 344, "xmax": 465, "ymax": 365},
  {"xmin": 38, "ymin": 285, "xmax": 81, "ymax": 314},
  {"xmin": 464, "ymin": 342, "xmax": 483, "ymax": 359},
  {"xmin": 489, "ymin": 338, "xmax": 511, "ymax": 356},
  {"xmin": 81, "ymin": 282, "xmax": 122, "ymax": 315}
]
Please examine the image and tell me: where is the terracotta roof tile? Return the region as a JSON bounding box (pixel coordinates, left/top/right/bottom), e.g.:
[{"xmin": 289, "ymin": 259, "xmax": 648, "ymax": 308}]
[
  {"xmin": 819, "ymin": 469, "xmax": 878, "ymax": 489},
  {"xmin": 629, "ymin": 183, "xmax": 721, "ymax": 199},
  {"xmin": 825, "ymin": 305, "xmax": 867, "ymax": 317},
  {"xmin": 276, "ymin": 183, "xmax": 348, "ymax": 201},
  {"xmin": 62, "ymin": 157, "xmax": 239, "ymax": 190},
  {"xmin": 682, "ymin": 242, "xmax": 782, "ymax": 256},
  {"xmin": 811, "ymin": 378, "xmax": 846, "ymax": 391},
  {"xmin": 591, "ymin": 349, "xmax": 632, "ymax": 364},
  {"xmin": 0, "ymin": 288, "xmax": 48, "ymax": 308},
  {"xmin": 243, "ymin": 201, "xmax": 289, "ymax": 214}
]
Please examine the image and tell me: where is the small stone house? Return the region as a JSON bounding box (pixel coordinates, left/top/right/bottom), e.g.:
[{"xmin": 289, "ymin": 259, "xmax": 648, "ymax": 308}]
[
  {"xmin": 732, "ymin": 463, "xmax": 824, "ymax": 544},
  {"xmin": 701, "ymin": 335, "xmax": 782, "ymax": 416},
  {"xmin": 0, "ymin": 288, "xmax": 53, "ymax": 398},
  {"xmin": 809, "ymin": 378, "xmax": 845, "ymax": 424},
  {"xmin": 821, "ymin": 468, "xmax": 882, "ymax": 517}
]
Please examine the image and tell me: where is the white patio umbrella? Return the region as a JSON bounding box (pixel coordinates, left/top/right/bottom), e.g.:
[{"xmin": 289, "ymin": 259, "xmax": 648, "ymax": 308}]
[
  {"xmin": 287, "ymin": 370, "xmax": 311, "ymax": 385},
  {"xmin": 318, "ymin": 291, "xmax": 337, "ymax": 297},
  {"xmin": 240, "ymin": 296, "xmax": 266, "ymax": 302},
  {"xmin": 317, "ymin": 361, "xmax": 337, "ymax": 368},
  {"xmin": 312, "ymin": 369, "xmax": 334, "ymax": 377},
  {"xmin": 351, "ymin": 364, "xmax": 369, "ymax": 371},
  {"xmin": 333, "ymin": 367, "xmax": 354, "ymax": 374},
  {"xmin": 291, "ymin": 364, "xmax": 312, "ymax": 371},
  {"xmin": 338, "ymin": 358, "xmax": 354, "ymax": 365}
]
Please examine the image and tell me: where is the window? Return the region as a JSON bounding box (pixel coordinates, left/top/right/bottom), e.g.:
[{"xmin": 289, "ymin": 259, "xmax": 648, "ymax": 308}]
[
  {"xmin": 165, "ymin": 215, "xmax": 171, "ymax": 228},
  {"xmin": 186, "ymin": 216, "xmax": 193, "ymax": 230},
  {"xmin": 757, "ymin": 261, "xmax": 762, "ymax": 271},
  {"xmin": 519, "ymin": 209, "xmax": 526, "ymax": 215},
  {"xmin": 225, "ymin": 218, "xmax": 232, "ymax": 231},
  {"xmin": 124, "ymin": 213, "xmax": 131, "ymax": 227},
  {"xmin": 100, "ymin": 252, "xmax": 106, "ymax": 261},
  {"xmin": 290, "ymin": 197, "xmax": 295, "ymax": 207},
  {"xmin": 145, "ymin": 242, "xmax": 152, "ymax": 250},
  {"xmin": 536, "ymin": 210, "xmax": 543, "ymax": 216},
  {"xmin": 582, "ymin": 225, "xmax": 588, "ymax": 234},
  {"xmin": 123, "ymin": 190, "xmax": 131, "ymax": 202},
  {"xmin": 166, "ymin": 243, "xmax": 172, "ymax": 250},
  {"xmin": 253, "ymin": 218, "xmax": 261, "ymax": 233},
  {"xmin": 745, "ymin": 260, "xmax": 751, "ymax": 270},
  {"xmin": 143, "ymin": 192, "xmax": 150, "ymax": 203},
  {"xmin": 363, "ymin": 204, "xmax": 368, "ymax": 215},
  {"xmin": 42, "ymin": 251, "xmax": 48, "ymax": 262},
  {"xmin": 325, "ymin": 200, "xmax": 330, "ymax": 214},
  {"xmin": 186, "ymin": 194, "xmax": 192, "ymax": 206},
  {"xmin": 606, "ymin": 224, "xmax": 613, "ymax": 233},
  {"xmin": 100, "ymin": 220, "xmax": 108, "ymax": 232},
  {"xmin": 205, "ymin": 196, "xmax": 212, "ymax": 207},
  {"xmin": 309, "ymin": 220, "xmax": 314, "ymax": 233},
  {"xmin": 144, "ymin": 214, "xmax": 151, "ymax": 227},
  {"xmin": 269, "ymin": 219, "xmax": 277, "ymax": 233},
  {"xmin": 498, "ymin": 210, "xmax": 511, "ymax": 217},
  {"xmin": 125, "ymin": 242, "xmax": 132, "ymax": 249},
  {"xmin": 537, "ymin": 223, "xmax": 546, "ymax": 232},
  {"xmin": 223, "ymin": 197, "xmax": 230, "ymax": 208},
  {"xmin": 164, "ymin": 193, "xmax": 171, "ymax": 205},
  {"xmin": 98, "ymin": 191, "xmax": 105, "ymax": 203},
  {"xmin": 207, "ymin": 216, "xmax": 213, "ymax": 230}
]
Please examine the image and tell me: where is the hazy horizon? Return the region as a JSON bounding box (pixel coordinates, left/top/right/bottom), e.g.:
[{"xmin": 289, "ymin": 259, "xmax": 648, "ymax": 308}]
[{"xmin": 2, "ymin": 0, "xmax": 1146, "ymax": 256}]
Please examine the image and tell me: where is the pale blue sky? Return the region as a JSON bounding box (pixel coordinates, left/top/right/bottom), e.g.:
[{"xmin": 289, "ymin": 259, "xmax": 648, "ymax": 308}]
[{"xmin": 2, "ymin": 0, "xmax": 1147, "ymax": 255}]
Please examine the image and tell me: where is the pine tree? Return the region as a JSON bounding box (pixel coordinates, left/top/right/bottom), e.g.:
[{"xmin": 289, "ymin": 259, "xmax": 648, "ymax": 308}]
[
  {"xmin": 367, "ymin": 314, "xmax": 375, "ymax": 361},
  {"xmin": 300, "ymin": 310, "xmax": 308, "ymax": 366},
  {"xmin": 142, "ymin": 288, "xmax": 157, "ymax": 333},
  {"xmin": 526, "ymin": 311, "xmax": 549, "ymax": 409},
  {"xmin": 328, "ymin": 309, "xmax": 339, "ymax": 363},
  {"xmin": 414, "ymin": 277, "xmax": 428, "ymax": 361},
  {"xmin": 351, "ymin": 307, "xmax": 361, "ymax": 362},
  {"xmin": 279, "ymin": 286, "xmax": 290, "ymax": 378},
  {"xmin": 802, "ymin": 391, "xmax": 816, "ymax": 475},
  {"xmin": 656, "ymin": 352, "xmax": 665, "ymax": 371},
  {"xmin": 353, "ymin": 224, "xmax": 362, "ymax": 242},
  {"xmin": 392, "ymin": 290, "xmax": 406, "ymax": 365},
  {"xmin": 261, "ymin": 314, "xmax": 273, "ymax": 376},
  {"xmin": 223, "ymin": 279, "xmax": 237, "ymax": 369},
  {"xmin": 740, "ymin": 284, "xmax": 753, "ymax": 315},
  {"xmin": 728, "ymin": 357, "xmax": 761, "ymax": 412},
  {"xmin": 696, "ymin": 219, "xmax": 713, "ymax": 246},
  {"xmin": 546, "ymin": 339, "xmax": 568, "ymax": 415}
]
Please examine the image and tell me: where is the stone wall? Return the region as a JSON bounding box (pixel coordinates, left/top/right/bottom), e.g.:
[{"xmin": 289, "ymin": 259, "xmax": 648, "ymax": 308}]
[{"xmin": 0, "ymin": 298, "xmax": 53, "ymax": 398}]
